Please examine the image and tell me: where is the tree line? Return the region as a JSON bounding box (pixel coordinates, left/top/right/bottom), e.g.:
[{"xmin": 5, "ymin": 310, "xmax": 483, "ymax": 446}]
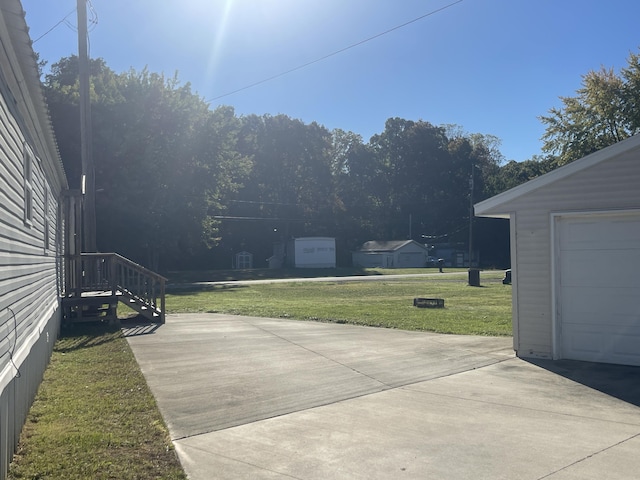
[{"xmin": 43, "ymin": 51, "xmax": 640, "ymax": 271}]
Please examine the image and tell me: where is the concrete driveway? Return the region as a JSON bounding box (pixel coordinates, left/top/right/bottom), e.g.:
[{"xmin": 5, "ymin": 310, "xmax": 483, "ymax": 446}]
[{"xmin": 124, "ymin": 314, "xmax": 640, "ymax": 479}]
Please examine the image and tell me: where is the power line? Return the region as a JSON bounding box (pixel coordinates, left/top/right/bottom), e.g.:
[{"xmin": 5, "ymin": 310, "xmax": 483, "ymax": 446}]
[
  {"xmin": 32, "ymin": 1, "xmax": 97, "ymax": 44},
  {"xmin": 213, "ymin": 215, "xmax": 305, "ymax": 222},
  {"xmin": 207, "ymin": 0, "xmax": 464, "ymax": 102},
  {"xmin": 32, "ymin": 8, "xmax": 76, "ymax": 44},
  {"xmin": 226, "ymin": 199, "xmax": 300, "ymax": 207}
]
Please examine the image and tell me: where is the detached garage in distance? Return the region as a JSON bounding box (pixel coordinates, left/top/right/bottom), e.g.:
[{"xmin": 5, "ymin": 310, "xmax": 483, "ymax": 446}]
[
  {"xmin": 475, "ymin": 134, "xmax": 640, "ymax": 366},
  {"xmin": 352, "ymin": 240, "xmax": 430, "ymax": 268}
]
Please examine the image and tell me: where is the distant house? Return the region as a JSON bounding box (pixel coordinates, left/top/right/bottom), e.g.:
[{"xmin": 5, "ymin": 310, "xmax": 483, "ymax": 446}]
[
  {"xmin": 475, "ymin": 134, "xmax": 640, "ymax": 366},
  {"xmin": 271, "ymin": 237, "xmax": 336, "ymax": 268},
  {"xmin": 352, "ymin": 240, "xmax": 430, "ymax": 268},
  {"xmin": 0, "ymin": 1, "xmax": 70, "ymax": 475}
]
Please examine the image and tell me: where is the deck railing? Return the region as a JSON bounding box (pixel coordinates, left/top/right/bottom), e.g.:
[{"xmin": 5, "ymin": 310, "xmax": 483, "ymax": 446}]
[{"xmin": 65, "ymin": 253, "xmax": 166, "ymax": 323}]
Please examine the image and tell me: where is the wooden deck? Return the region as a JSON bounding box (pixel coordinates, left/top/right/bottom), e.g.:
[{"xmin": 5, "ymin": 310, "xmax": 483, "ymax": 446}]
[{"xmin": 62, "ymin": 253, "xmax": 166, "ymax": 325}]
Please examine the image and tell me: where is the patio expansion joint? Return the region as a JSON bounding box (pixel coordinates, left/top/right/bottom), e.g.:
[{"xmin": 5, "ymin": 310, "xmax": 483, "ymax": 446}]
[
  {"xmin": 168, "ymin": 352, "xmax": 514, "ymax": 444},
  {"xmin": 401, "ymin": 383, "xmax": 640, "ymax": 428},
  {"xmin": 534, "ymin": 432, "xmax": 640, "ymax": 480},
  {"xmin": 240, "ymin": 318, "xmax": 392, "ymax": 389},
  {"xmin": 175, "ymin": 441, "xmax": 305, "ymax": 480}
]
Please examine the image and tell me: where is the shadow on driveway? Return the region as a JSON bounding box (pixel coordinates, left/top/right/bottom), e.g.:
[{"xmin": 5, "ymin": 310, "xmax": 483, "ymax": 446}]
[{"xmin": 526, "ymin": 358, "xmax": 640, "ymax": 407}]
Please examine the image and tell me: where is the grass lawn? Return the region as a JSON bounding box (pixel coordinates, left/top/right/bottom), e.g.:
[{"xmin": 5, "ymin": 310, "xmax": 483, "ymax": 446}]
[
  {"xmin": 8, "ymin": 324, "xmax": 187, "ymax": 480},
  {"xmin": 167, "ymin": 270, "xmax": 512, "ymax": 336},
  {"xmin": 9, "ymin": 268, "xmax": 511, "ymax": 478},
  {"xmin": 166, "ymin": 266, "xmax": 469, "ymax": 283}
]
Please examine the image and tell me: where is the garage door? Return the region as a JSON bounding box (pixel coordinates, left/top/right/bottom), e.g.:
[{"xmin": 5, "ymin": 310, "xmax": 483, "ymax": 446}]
[
  {"xmin": 398, "ymin": 252, "xmax": 424, "ymax": 268},
  {"xmin": 558, "ymin": 212, "xmax": 640, "ymax": 365}
]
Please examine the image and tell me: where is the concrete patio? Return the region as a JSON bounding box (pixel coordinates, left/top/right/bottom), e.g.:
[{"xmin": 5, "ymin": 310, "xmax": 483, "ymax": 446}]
[{"xmin": 124, "ymin": 313, "xmax": 640, "ymax": 479}]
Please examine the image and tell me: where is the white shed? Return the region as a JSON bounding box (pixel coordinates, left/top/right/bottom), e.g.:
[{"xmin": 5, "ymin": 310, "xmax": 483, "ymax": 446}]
[
  {"xmin": 352, "ymin": 240, "xmax": 430, "ymax": 268},
  {"xmin": 286, "ymin": 237, "xmax": 336, "ymax": 268},
  {"xmin": 475, "ymin": 134, "xmax": 640, "ymax": 366}
]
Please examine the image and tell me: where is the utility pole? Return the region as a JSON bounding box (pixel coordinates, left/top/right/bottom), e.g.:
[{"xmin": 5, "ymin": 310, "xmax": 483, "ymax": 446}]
[
  {"xmin": 468, "ymin": 163, "xmax": 479, "ymax": 286},
  {"xmin": 468, "ymin": 163, "xmax": 474, "ymax": 267},
  {"xmin": 77, "ymin": 0, "xmax": 96, "ymax": 251}
]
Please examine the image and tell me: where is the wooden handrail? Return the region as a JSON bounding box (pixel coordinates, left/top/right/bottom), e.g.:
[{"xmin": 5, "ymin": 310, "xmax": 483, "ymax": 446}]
[{"xmin": 64, "ymin": 253, "xmax": 166, "ymax": 323}]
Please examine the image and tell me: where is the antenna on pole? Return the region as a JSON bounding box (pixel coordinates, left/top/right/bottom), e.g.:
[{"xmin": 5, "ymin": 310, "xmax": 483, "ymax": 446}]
[{"xmin": 77, "ymin": 0, "xmax": 96, "ymax": 252}]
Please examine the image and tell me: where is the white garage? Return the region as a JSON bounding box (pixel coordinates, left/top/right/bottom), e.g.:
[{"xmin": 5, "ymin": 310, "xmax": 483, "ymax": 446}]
[
  {"xmin": 352, "ymin": 240, "xmax": 430, "ymax": 268},
  {"xmin": 475, "ymin": 134, "xmax": 640, "ymax": 366}
]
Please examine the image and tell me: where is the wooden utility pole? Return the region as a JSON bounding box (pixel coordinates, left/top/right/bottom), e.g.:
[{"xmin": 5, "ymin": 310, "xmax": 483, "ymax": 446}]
[
  {"xmin": 468, "ymin": 163, "xmax": 480, "ymax": 286},
  {"xmin": 468, "ymin": 163, "xmax": 474, "ymax": 267},
  {"xmin": 77, "ymin": 0, "xmax": 96, "ymax": 251}
]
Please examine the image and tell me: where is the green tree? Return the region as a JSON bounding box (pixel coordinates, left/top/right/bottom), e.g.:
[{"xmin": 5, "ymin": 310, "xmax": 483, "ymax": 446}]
[
  {"xmin": 486, "ymin": 155, "xmax": 556, "ymax": 194},
  {"xmin": 621, "ymin": 51, "xmax": 640, "ymax": 131},
  {"xmin": 364, "ymin": 119, "xmax": 501, "ymax": 242},
  {"xmin": 329, "ymin": 129, "xmax": 381, "ymax": 255},
  {"xmin": 540, "ymin": 50, "xmax": 640, "ymax": 165},
  {"xmin": 45, "ymin": 57, "xmax": 249, "ymax": 270},
  {"xmin": 219, "ymin": 114, "xmax": 336, "ymax": 265}
]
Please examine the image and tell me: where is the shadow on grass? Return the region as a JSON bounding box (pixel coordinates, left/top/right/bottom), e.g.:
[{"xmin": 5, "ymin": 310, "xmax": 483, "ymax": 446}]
[
  {"xmin": 57, "ymin": 322, "xmax": 122, "ymax": 353},
  {"xmin": 58, "ymin": 315, "xmax": 166, "ymax": 349},
  {"xmin": 526, "ymin": 358, "xmax": 640, "ymax": 407}
]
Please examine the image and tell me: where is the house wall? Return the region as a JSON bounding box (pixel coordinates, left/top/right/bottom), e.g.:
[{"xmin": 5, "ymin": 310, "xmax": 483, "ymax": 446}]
[
  {"xmin": 0, "ymin": 2, "xmax": 68, "ymax": 477},
  {"xmin": 352, "ymin": 252, "xmax": 391, "ymax": 268},
  {"xmin": 393, "ymin": 243, "xmax": 428, "ymax": 268},
  {"xmin": 487, "ymin": 149, "xmax": 640, "ymax": 359}
]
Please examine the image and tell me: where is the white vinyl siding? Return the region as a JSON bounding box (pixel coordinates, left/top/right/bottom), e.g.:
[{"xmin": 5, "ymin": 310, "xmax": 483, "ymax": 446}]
[
  {"xmin": 23, "ymin": 142, "xmax": 33, "ymax": 226},
  {"xmin": 479, "ymin": 148, "xmax": 640, "ymax": 360},
  {"xmin": 398, "ymin": 252, "xmax": 425, "ymax": 268},
  {"xmin": 0, "ymin": 140, "xmax": 58, "ymax": 372},
  {"xmin": 0, "ymin": 2, "xmax": 69, "ymax": 476}
]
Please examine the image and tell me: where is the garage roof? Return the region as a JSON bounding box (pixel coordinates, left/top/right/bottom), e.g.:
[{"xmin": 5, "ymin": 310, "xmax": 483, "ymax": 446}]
[
  {"xmin": 356, "ymin": 240, "xmax": 426, "ymax": 252},
  {"xmin": 475, "ymin": 133, "xmax": 640, "ymax": 218}
]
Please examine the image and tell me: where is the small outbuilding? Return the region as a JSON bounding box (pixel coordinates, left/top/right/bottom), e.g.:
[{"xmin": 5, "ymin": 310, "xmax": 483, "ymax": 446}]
[
  {"xmin": 352, "ymin": 240, "xmax": 430, "ymax": 268},
  {"xmin": 272, "ymin": 237, "xmax": 336, "ymax": 268},
  {"xmin": 475, "ymin": 134, "xmax": 640, "ymax": 366},
  {"xmin": 234, "ymin": 251, "xmax": 253, "ymax": 269}
]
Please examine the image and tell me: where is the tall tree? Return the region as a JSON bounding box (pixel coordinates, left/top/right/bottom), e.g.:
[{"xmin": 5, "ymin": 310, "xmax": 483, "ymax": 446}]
[
  {"xmin": 45, "ymin": 57, "xmax": 249, "ymax": 269},
  {"xmin": 540, "ymin": 50, "xmax": 640, "ymax": 165},
  {"xmin": 219, "ymin": 114, "xmax": 336, "ymax": 264},
  {"xmin": 486, "ymin": 155, "xmax": 556, "ymax": 194},
  {"xmin": 329, "ymin": 129, "xmax": 380, "ymax": 254}
]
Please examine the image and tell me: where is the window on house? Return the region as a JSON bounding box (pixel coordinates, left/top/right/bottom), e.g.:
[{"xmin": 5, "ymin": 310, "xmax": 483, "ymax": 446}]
[{"xmin": 23, "ymin": 143, "xmax": 33, "ymax": 226}]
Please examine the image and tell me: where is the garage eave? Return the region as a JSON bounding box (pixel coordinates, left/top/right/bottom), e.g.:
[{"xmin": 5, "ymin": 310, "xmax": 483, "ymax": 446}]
[{"xmin": 474, "ymin": 133, "xmax": 640, "ymax": 218}]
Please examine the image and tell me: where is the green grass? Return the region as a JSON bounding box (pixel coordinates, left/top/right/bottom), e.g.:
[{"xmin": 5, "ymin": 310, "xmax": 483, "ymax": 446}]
[
  {"xmin": 166, "ymin": 266, "xmax": 469, "ymax": 283},
  {"xmin": 9, "ymin": 269, "xmax": 511, "ymax": 478},
  {"xmin": 167, "ymin": 270, "xmax": 512, "ymax": 336},
  {"xmin": 8, "ymin": 325, "xmax": 187, "ymax": 480}
]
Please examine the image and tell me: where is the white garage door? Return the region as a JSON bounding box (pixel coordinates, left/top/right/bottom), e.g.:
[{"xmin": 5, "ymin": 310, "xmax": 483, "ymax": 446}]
[
  {"xmin": 398, "ymin": 252, "xmax": 423, "ymax": 268},
  {"xmin": 558, "ymin": 212, "xmax": 640, "ymax": 365}
]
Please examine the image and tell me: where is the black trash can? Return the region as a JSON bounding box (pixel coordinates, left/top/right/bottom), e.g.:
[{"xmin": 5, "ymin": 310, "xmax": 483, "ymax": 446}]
[{"xmin": 468, "ymin": 268, "xmax": 480, "ymax": 286}]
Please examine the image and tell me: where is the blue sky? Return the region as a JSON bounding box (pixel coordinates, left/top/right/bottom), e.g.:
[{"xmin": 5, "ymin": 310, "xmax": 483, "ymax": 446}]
[{"xmin": 22, "ymin": 0, "xmax": 640, "ymax": 163}]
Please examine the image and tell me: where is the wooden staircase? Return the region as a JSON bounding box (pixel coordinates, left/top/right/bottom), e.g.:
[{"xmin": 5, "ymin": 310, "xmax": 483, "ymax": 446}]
[{"xmin": 62, "ymin": 253, "xmax": 166, "ymax": 325}]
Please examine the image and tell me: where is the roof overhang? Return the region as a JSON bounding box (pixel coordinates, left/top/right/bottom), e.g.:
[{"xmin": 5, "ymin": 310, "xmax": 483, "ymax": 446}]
[{"xmin": 475, "ymin": 134, "xmax": 640, "ymax": 219}]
